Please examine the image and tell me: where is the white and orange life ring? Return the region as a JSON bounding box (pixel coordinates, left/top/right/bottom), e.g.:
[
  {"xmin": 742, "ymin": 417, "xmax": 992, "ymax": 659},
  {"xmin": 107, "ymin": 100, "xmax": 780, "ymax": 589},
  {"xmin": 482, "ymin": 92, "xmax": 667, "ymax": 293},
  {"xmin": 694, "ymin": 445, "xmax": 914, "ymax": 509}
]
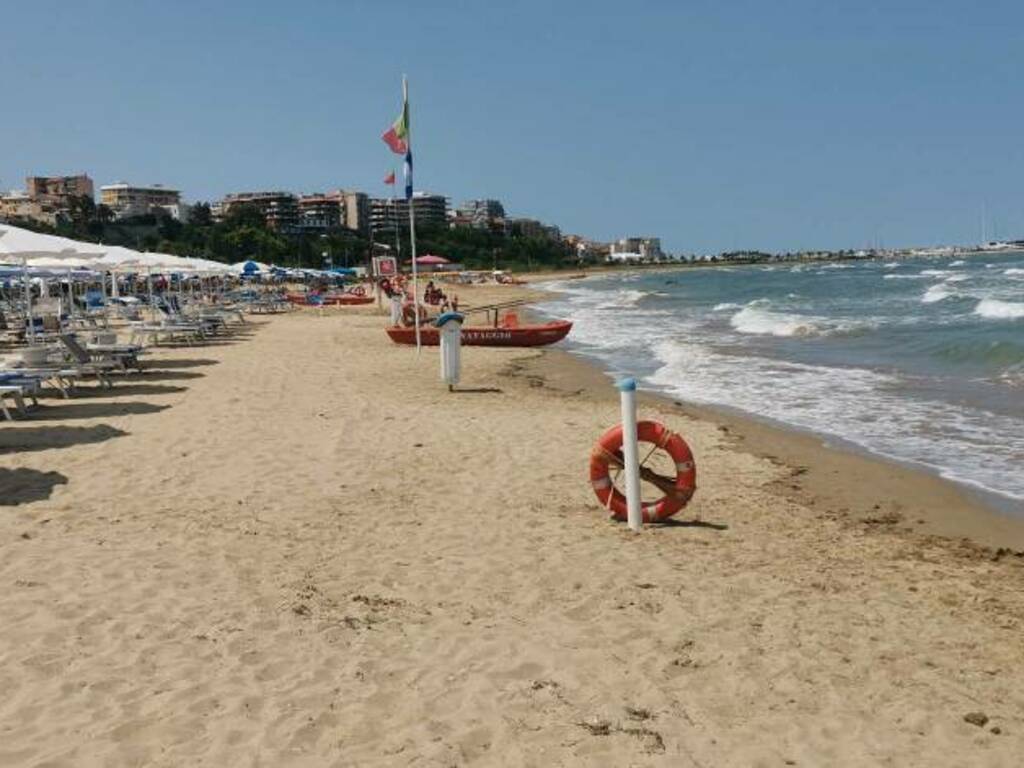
[
  {"xmin": 351, "ymin": 285, "xmax": 366, "ymax": 297},
  {"xmin": 589, "ymin": 420, "xmax": 696, "ymax": 522}
]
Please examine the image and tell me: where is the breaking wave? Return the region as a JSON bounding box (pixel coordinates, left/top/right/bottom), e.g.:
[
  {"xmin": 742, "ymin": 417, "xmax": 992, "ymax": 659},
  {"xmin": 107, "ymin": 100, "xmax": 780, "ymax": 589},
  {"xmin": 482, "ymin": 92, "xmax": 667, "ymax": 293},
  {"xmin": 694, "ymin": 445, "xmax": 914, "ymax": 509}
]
[
  {"xmin": 922, "ymin": 284, "xmax": 954, "ymax": 303},
  {"xmin": 974, "ymin": 299, "xmax": 1024, "ymax": 320},
  {"xmin": 730, "ymin": 307, "xmax": 822, "ymax": 337}
]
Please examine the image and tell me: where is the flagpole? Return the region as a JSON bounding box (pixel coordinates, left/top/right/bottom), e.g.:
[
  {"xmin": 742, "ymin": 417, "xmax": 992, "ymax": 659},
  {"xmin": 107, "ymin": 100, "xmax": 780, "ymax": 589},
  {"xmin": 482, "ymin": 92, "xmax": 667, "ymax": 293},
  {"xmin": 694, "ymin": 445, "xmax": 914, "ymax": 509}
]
[
  {"xmin": 404, "ymin": 75, "xmax": 422, "ymax": 352},
  {"xmin": 391, "ymin": 177, "xmax": 401, "ymax": 263}
]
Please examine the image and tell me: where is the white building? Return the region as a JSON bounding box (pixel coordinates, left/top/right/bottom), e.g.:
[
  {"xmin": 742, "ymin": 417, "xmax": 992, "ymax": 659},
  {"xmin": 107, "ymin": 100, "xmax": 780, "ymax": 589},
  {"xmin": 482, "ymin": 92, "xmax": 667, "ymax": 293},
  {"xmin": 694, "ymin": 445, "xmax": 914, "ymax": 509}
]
[
  {"xmin": 610, "ymin": 237, "xmax": 664, "ymax": 261},
  {"xmin": 100, "ymin": 183, "xmax": 184, "ymax": 220},
  {"xmin": 607, "ymin": 251, "xmax": 645, "ymax": 263}
]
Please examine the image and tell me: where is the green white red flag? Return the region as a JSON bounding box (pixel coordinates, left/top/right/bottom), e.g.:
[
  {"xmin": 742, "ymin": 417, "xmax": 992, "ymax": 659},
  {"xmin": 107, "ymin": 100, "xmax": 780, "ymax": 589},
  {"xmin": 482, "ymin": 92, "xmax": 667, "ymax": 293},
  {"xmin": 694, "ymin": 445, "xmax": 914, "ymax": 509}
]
[{"xmin": 381, "ymin": 86, "xmax": 409, "ymax": 155}]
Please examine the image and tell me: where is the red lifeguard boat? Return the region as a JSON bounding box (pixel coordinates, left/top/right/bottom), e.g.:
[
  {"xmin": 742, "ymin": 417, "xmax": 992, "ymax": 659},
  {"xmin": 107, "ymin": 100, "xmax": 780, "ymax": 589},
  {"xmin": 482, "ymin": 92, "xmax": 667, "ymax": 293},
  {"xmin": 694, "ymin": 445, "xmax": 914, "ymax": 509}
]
[
  {"xmin": 322, "ymin": 293, "xmax": 374, "ymax": 306},
  {"xmin": 385, "ymin": 317, "xmax": 572, "ymax": 347}
]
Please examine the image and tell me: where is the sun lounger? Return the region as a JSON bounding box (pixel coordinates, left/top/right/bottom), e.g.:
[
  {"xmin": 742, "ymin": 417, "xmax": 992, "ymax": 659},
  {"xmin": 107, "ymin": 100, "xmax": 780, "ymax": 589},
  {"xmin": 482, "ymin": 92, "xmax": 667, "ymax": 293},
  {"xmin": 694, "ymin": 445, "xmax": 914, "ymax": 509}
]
[
  {"xmin": 59, "ymin": 332, "xmax": 144, "ymax": 372},
  {"xmin": 158, "ymin": 304, "xmax": 221, "ymax": 335},
  {"xmin": 0, "ymin": 384, "xmax": 28, "ymax": 420},
  {"xmin": 0, "ymin": 372, "xmax": 44, "ymax": 416},
  {"xmin": 129, "ymin": 322, "xmax": 203, "ymax": 347},
  {"xmin": 58, "ymin": 335, "xmax": 122, "ymax": 387}
]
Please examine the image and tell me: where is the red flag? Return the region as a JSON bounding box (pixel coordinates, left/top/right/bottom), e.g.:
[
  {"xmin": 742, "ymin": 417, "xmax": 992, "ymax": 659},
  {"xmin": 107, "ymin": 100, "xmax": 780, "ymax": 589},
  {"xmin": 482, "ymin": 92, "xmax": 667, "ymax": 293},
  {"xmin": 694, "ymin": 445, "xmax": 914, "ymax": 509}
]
[{"xmin": 383, "ymin": 171, "xmax": 395, "ymax": 185}]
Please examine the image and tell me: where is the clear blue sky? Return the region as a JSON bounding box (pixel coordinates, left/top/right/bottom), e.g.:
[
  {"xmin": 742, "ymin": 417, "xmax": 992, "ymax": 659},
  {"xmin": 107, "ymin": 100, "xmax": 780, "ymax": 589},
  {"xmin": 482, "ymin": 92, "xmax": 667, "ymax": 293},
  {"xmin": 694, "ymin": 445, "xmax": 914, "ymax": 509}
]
[{"xmin": 3, "ymin": 0, "xmax": 1023, "ymax": 253}]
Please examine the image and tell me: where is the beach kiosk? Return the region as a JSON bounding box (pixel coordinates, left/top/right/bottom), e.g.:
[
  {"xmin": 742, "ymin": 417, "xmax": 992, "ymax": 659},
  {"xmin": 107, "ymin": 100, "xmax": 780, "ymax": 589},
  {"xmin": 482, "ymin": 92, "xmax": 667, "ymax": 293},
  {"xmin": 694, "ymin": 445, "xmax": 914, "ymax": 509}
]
[{"xmin": 436, "ymin": 311, "xmax": 464, "ymax": 391}]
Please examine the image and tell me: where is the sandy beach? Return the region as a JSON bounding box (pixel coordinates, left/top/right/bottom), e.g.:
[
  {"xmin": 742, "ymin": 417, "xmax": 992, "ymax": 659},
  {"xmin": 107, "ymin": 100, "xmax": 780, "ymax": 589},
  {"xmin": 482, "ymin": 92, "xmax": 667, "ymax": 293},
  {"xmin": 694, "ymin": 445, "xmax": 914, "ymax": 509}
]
[{"xmin": 2, "ymin": 283, "xmax": 1023, "ymax": 766}]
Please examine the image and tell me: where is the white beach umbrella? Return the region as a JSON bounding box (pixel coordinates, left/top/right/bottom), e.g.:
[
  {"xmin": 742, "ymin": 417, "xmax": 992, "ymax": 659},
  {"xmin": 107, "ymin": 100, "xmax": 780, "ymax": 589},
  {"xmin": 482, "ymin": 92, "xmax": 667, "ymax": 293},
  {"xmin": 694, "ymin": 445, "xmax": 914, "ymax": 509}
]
[
  {"xmin": 24, "ymin": 255, "xmax": 97, "ymax": 269},
  {"xmin": 94, "ymin": 245, "xmax": 151, "ymax": 298},
  {"xmin": 0, "ymin": 225, "xmax": 98, "ymax": 340},
  {"xmin": 94, "ymin": 244, "xmax": 147, "ymax": 267}
]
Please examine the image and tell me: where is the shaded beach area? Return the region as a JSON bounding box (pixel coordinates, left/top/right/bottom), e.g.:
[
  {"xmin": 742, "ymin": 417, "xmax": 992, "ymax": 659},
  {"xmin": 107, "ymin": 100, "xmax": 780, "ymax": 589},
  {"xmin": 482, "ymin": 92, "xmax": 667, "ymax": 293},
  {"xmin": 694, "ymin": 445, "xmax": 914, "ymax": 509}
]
[{"xmin": 2, "ymin": 283, "xmax": 1023, "ymax": 766}]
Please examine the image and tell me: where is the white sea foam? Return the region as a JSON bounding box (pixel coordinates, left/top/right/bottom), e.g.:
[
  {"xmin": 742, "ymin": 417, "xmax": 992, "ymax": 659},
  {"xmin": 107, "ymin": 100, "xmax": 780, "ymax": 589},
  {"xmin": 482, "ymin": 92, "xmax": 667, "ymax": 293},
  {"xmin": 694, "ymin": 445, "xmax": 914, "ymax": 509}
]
[
  {"xmin": 922, "ymin": 284, "xmax": 954, "ymax": 303},
  {"xmin": 1005, "ymin": 268, "xmax": 1024, "ymax": 277},
  {"xmin": 596, "ymin": 289, "xmax": 648, "ymax": 309},
  {"xmin": 712, "ymin": 302, "xmax": 741, "ymax": 312},
  {"xmin": 949, "ymin": 260, "xmax": 966, "ymax": 267},
  {"xmin": 884, "ymin": 273, "xmax": 928, "ymax": 280},
  {"xmin": 882, "ymin": 262, "xmax": 901, "ymax": 269},
  {"xmin": 647, "ymin": 339, "xmax": 1024, "ymax": 500},
  {"xmin": 920, "ymin": 269, "xmax": 954, "ymax": 277},
  {"xmin": 975, "ymin": 299, "xmax": 1024, "ymax": 320},
  {"xmin": 944, "ymin": 274, "xmax": 969, "ymax": 283},
  {"xmin": 730, "ymin": 307, "xmax": 820, "ymax": 336}
]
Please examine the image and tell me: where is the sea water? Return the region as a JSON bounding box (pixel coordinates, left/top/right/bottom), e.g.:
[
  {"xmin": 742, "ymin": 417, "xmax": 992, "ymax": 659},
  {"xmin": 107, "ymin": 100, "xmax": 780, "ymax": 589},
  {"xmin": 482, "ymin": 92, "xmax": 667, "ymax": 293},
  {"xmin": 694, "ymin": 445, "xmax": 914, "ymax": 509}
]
[{"xmin": 538, "ymin": 252, "xmax": 1024, "ymax": 509}]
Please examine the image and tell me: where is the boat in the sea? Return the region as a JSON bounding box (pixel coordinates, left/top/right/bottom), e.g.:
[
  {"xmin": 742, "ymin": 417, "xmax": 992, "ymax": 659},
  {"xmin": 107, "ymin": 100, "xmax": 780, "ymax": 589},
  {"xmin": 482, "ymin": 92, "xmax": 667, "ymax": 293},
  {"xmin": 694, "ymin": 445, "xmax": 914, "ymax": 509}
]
[{"xmin": 386, "ymin": 318, "xmax": 572, "ymax": 347}]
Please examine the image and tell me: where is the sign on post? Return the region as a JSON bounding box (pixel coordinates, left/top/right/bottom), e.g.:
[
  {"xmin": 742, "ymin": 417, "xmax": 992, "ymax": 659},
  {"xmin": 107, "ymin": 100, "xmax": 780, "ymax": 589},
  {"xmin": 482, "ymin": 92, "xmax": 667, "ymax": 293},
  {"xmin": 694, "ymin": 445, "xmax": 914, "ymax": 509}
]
[{"xmin": 372, "ymin": 256, "xmax": 397, "ymax": 277}]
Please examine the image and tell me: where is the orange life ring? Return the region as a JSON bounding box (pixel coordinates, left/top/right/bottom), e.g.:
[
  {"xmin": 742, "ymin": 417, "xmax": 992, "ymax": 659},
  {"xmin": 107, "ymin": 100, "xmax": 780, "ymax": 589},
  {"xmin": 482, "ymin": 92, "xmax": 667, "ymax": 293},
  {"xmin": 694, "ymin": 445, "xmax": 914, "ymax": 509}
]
[
  {"xmin": 588, "ymin": 420, "xmax": 696, "ymax": 522},
  {"xmin": 351, "ymin": 286, "xmax": 366, "ymax": 297}
]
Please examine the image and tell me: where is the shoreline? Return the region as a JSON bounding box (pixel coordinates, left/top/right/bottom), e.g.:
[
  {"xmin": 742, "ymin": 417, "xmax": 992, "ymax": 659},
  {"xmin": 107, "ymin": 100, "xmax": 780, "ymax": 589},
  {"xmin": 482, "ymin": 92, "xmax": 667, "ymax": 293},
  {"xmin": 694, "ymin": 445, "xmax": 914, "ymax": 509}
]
[{"xmin": 509, "ymin": 285, "xmax": 1024, "ymax": 552}]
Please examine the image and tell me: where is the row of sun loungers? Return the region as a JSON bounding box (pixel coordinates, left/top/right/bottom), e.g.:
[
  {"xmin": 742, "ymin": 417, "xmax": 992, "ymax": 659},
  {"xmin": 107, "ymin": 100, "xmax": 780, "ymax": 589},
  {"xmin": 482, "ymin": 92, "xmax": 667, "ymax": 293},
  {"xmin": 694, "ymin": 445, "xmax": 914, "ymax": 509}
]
[{"xmin": 0, "ymin": 292, "xmax": 274, "ymax": 420}]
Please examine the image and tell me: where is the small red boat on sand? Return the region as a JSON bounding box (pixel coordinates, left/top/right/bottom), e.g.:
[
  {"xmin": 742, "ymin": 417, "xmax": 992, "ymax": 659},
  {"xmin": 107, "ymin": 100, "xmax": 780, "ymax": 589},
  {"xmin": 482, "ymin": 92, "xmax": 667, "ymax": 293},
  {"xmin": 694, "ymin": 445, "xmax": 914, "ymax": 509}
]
[
  {"xmin": 323, "ymin": 294, "xmax": 374, "ymax": 306},
  {"xmin": 385, "ymin": 318, "xmax": 572, "ymax": 347},
  {"xmin": 286, "ymin": 291, "xmax": 374, "ymax": 306}
]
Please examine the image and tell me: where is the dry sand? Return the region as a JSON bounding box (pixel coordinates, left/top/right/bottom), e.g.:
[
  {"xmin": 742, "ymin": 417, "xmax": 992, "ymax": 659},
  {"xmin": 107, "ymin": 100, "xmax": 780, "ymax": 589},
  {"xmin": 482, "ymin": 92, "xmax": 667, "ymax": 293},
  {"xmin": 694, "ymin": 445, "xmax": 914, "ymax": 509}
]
[{"xmin": 1, "ymin": 284, "xmax": 1023, "ymax": 766}]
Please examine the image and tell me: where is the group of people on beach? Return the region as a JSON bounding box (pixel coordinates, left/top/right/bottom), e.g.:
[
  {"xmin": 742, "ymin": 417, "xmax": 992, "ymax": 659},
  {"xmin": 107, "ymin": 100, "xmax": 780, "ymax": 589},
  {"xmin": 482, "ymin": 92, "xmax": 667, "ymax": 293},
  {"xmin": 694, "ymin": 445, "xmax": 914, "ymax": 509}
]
[{"xmin": 382, "ymin": 276, "xmax": 459, "ymax": 322}]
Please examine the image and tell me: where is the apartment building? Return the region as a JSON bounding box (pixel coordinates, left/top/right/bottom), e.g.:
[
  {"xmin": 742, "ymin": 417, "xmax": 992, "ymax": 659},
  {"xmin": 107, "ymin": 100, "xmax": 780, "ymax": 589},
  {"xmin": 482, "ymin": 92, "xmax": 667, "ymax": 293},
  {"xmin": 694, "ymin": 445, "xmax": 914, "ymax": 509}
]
[
  {"xmin": 220, "ymin": 191, "xmax": 299, "ymax": 231},
  {"xmin": 453, "ymin": 199, "xmax": 506, "ymax": 230},
  {"xmin": 370, "ymin": 193, "xmax": 448, "ymax": 235},
  {"xmin": 99, "ymin": 183, "xmax": 183, "ymax": 220},
  {"xmin": 0, "ymin": 191, "xmax": 57, "ymax": 226},
  {"xmin": 610, "ymin": 237, "xmax": 664, "ymax": 260},
  {"xmin": 508, "ymin": 217, "xmax": 561, "ymax": 241},
  {"xmin": 26, "ymin": 174, "xmax": 94, "ymax": 205}
]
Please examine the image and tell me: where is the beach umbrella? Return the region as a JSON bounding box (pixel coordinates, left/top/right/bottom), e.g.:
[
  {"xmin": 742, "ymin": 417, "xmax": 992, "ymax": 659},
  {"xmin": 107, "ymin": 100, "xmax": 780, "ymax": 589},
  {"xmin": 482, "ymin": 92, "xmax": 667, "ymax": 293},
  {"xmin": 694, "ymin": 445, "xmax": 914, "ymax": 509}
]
[
  {"xmin": 232, "ymin": 259, "xmax": 273, "ymax": 273},
  {"xmin": 0, "ymin": 225, "xmax": 106, "ymax": 340},
  {"xmin": 414, "ymin": 254, "xmax": 449, "ymax": 265},
  {"xmin": 94, "ymin": 245, "xmax": 151, "ymax": 298},
  {"xmin": 0, "ymin": 224, "xmax": 105, "ymax": 260}
]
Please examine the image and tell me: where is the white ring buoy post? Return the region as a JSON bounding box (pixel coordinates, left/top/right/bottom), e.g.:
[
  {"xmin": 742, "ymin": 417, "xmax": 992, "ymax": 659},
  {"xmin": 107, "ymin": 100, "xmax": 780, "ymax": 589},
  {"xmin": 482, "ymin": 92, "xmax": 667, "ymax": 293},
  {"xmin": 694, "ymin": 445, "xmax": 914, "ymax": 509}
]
[
  {"xmin": 437, "ymin": 312, "xmax": 464, "ymax": 391},
  {"xmin": 617, "ymin": 377, "xmax": 643, "ymax": 531}
]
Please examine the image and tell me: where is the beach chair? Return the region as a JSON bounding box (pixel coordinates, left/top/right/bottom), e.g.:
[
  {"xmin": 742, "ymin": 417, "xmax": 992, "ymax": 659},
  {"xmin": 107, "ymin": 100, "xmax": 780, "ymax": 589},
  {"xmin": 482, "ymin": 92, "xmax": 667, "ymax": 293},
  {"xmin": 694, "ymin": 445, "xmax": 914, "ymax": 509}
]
[
  {"xmin": 0, "ymin": 307, "xmax": 23, "ymax": 345},
  {"xmin": 158, "ymin": 302, "xmax": 221, "ymax": 336},
  {"xmin": 0, "ymin": 372, "xmax": 44, "ymax": 417},
  {"xmin": 62, "ymin": 331, "xmax": 145, "ymax": 372},
  {"xmin": 57, "ymin": 334, "xmax": 119, "ymax": 388},
  {"xmin": 0, "ymin": 385, "xmax": 27, "ymax": 420}
]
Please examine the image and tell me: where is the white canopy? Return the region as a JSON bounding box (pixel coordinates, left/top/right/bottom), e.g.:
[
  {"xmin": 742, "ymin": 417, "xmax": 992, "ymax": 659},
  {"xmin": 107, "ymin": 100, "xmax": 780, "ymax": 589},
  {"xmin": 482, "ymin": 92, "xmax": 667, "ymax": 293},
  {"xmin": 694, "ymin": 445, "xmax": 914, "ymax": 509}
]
[
  {"xmin": 24, "ymin": 255, "xmax": 99, "ymax": 269},
  {"xmin": 94, "ymin": 244, "xmax": 148, "ymax": 267},
  {"xmin": 0, "ymin": 223, "xmax": 105, "ymax": 260},
  {"xmin": 178, "ymin": 257, "xmax": 233, "ymax": 275}
]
